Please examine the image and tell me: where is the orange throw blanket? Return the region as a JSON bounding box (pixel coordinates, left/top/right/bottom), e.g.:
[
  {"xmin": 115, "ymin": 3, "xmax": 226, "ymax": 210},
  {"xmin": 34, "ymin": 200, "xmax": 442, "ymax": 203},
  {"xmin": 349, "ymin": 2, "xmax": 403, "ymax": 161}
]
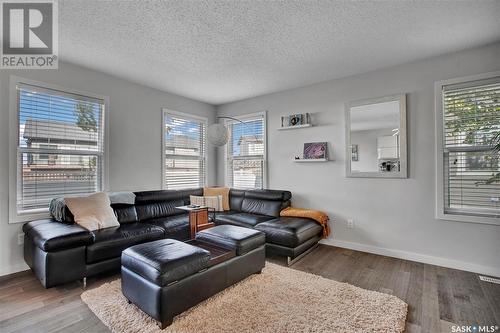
[{"xmin": 280, "ymin": 207, "xmax": 331, "ymax": 238}]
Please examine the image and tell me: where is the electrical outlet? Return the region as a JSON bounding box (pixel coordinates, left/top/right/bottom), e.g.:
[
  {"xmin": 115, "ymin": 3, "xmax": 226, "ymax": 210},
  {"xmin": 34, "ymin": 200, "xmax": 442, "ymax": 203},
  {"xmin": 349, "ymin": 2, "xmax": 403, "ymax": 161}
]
[
  {"xmin": 347, "ymin": 219, "xmax": 354, "ymax": 229},
  {"xmin": 18, "ymin": 233, "xmax": 24, "ymax": 245}
]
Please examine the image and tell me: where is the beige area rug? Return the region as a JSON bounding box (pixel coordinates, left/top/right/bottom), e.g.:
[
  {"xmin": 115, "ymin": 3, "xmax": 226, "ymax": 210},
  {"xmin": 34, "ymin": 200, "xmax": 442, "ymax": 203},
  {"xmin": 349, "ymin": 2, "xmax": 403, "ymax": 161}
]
[{"xmin": 81, "ymin": 263, "xmax": 407, "ymax": 333}]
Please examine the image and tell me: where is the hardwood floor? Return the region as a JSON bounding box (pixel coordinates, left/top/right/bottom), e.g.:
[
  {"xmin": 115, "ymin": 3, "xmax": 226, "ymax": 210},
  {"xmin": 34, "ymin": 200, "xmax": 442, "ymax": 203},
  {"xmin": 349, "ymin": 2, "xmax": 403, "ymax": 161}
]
[{"xmin": 1, "ymin": 245, "xmax": 498, "ymax": 333}]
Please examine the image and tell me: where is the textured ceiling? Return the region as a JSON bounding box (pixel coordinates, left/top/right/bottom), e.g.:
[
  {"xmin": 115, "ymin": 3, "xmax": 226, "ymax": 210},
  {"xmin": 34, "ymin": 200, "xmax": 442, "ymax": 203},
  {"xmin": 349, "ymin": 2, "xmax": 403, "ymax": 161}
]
[{"xmin": 59, "ymin": 1, "xmax": 500, "ymax": 105}]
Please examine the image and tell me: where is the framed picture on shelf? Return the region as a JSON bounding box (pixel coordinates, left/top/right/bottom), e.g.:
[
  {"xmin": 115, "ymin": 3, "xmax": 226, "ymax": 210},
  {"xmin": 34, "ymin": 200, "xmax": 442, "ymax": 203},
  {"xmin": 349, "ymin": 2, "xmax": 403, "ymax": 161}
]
[
  {"xmin": 303, "ymin": 142, "xmax": 327, "ymax": 159},
  {"xmin": 280, "ymin": 113, "xmax": 311, "ymax": 128},
  {"xmin": 289, "ymin": 114, "xmax": 302, "ymax": 126},
  {"xmin": 351, "ymin": 144, "xmax": 358, "ymax": 161}
]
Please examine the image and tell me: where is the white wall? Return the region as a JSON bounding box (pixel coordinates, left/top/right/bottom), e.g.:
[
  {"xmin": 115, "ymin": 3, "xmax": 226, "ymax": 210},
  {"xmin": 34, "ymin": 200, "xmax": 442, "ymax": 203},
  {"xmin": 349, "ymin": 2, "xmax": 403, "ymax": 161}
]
[
  {"xmin": 2, "ymin": 45, "xmax": 499, "ymax": 278},
  {"xmin": 0, "ymin": 62, "xmax": 216, "ymax": 276},
  {"xmin": 217, "ymin": 43, "xmax": 500, "ymax": 276}
]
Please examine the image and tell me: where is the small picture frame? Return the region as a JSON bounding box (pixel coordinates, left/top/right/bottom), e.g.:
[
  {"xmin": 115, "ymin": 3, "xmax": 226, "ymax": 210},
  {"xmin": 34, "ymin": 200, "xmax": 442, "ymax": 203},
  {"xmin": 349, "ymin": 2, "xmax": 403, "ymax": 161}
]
[
  {"xmin": 351, "ymin": 144, "xmax": 358, "ymax": 161},
  {"xmin": 289, "ymin": 114, "xmax": 302, "ymax": 126},
  {"xmin": 303, "ymin": 142, "xmax": 327, "ymax": 159},
  {"xmin": 280, "ymin": 113, "xmax": 311, "ymax": 128}
]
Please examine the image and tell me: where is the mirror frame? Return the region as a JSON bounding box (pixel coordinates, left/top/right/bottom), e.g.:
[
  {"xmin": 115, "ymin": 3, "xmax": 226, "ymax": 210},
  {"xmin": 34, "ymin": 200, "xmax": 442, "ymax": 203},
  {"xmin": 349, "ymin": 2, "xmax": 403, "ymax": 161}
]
[{"xmin": 345, "ymin": 94, "xmax": 407, "ymax": 178}]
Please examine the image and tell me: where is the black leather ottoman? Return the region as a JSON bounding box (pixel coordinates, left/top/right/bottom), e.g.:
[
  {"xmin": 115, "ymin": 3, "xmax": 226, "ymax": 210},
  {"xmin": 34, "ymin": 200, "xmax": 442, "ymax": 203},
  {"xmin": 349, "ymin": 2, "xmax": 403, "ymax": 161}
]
[
  {"xmin": 121, "ymin": 226, "xmax": 265, "ymax": 329},
  {"xmin": 255, "ymin": 217, "xmax": 323, "ymax": 265},
  {"xmin": 196, "ymin": 224, "xmax": 266, "ymax": 256}
]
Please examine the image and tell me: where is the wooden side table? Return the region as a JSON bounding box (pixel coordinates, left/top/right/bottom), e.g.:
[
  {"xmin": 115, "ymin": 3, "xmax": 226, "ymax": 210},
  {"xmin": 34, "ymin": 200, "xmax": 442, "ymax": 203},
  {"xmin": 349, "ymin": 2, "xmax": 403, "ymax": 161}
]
[{"xmin": 176, "ymin": 205, "xmax": 215, "ymax": 239}]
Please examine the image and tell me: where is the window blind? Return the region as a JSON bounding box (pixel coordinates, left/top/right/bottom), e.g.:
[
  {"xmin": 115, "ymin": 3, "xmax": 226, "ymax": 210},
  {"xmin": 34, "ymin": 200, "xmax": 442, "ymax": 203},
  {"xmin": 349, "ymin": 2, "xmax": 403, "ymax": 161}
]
[
  {"xmin": 163, "ymin": 112, "xmax": 206, "ymax": 190},
  {"xmin": 227, "ymin": 114, "xmax": 265, "ymax": 189},
  {"xmin": 17, "ymin": 83, "xmax": 105, "ymax": 213},
  {"xmin": 442, "ymin": 79, "xmax": 500, "ymax": 218}
]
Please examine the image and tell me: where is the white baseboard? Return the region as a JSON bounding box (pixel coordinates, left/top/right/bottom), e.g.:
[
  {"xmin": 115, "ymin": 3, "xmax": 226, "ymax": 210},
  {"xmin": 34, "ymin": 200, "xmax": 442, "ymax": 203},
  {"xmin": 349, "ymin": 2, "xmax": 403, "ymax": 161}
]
[
  {"xmin": 0, "ymin": 262, "xmax": 29, "ymax": 277},
  {"xmin": 321, "ymin": 238, "xmax": 500, "ymax": 278}
]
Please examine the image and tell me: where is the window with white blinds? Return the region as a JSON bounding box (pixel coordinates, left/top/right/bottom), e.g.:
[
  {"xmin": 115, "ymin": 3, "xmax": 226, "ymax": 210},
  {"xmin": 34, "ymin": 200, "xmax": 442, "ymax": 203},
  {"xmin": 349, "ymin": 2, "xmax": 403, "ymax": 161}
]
[
  {"xmin": 226, "ymin": 112, "xmax": 266, "ymax": 189},
  {"xmin": 441, "ymin": 77, "xmax": 500, "ymax": 220},
  {"xmin": 163, "ymin": 111, "xmax": 207, "ymax": 190},
  {"xmin": 15, "ymin": 83, "xmax": 106, "ymax": 215}
]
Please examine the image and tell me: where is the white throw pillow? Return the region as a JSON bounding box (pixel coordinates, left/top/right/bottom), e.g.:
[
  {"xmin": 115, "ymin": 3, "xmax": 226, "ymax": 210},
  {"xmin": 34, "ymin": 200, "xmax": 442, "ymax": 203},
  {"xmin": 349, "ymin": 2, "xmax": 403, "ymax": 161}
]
[
  {"xmin": 65, "ymin": 192, "xmax": 120, "ymax": 231},
  {"xmin": 189, "ymin": 195, "xmax": 223, "ymax": 212},
  {"xmin": 190, "ymin": 195, "xmax": 205, "ymax": 206},
  {"xmin": 204, "ymin": 195, "xmax": 223, "ymax": 212}
]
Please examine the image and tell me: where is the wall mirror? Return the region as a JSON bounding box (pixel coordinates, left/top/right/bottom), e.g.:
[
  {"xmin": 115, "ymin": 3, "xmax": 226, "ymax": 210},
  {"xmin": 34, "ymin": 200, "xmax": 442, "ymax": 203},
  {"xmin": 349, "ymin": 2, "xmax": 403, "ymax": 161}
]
[{"xmin": 345, "ymin": 94, "xmax": 407, "ymax": 178}]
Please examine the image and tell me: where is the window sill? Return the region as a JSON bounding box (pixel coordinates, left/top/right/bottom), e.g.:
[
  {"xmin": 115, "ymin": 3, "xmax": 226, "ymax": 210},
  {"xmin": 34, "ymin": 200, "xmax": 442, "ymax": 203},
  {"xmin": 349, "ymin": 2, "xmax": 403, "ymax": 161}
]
[
  {"xmin": 9, "ymin": 210, "xmax": 50, "ymax": 224},
  {"xmin": 436, "ymin": 211, "xmax": 500, "ymax": 226}
]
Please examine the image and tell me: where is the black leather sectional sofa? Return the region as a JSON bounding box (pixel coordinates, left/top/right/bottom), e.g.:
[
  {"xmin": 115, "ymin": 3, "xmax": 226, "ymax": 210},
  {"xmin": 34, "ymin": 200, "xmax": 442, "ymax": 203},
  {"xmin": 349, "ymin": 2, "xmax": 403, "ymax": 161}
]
[{"xmin": 23, "ymin": 188, "xmax": 323, "ymax": 288}]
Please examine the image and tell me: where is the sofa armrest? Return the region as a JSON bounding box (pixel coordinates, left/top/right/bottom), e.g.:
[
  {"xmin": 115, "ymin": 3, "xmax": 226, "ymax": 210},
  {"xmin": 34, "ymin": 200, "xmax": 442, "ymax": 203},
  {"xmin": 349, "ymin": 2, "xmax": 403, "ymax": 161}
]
[{"xmin": 23, "ymin": 219, "xmax": 93, "ymax": 252}]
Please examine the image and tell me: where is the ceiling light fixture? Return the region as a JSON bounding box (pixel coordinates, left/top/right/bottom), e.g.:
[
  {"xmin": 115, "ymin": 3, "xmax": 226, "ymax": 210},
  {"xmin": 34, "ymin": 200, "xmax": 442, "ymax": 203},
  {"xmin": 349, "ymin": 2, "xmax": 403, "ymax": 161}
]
[{"xmin": 207, "ymin": 116, "xmax": 244, "ymax": 146}]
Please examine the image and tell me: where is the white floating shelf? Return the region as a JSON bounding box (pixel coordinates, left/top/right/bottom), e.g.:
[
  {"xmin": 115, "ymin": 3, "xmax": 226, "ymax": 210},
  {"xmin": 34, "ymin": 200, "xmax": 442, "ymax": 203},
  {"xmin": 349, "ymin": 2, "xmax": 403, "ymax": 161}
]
[
  {"xmin": 278, "ymin": 124, "xmax": 312, "ymax": 130},
  {"xmin": 293, "ymin": 158, "xmax": 330, "ymax": 163}
]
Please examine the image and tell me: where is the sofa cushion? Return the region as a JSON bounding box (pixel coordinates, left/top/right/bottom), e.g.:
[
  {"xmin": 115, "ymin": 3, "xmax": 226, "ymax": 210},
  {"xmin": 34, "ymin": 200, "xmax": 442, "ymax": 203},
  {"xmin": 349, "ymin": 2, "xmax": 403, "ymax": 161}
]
[
  {"xmin": 65, "ymin": 192, "xmax": 120, "ymax": 231},
  {"xmin": 122, "ymin": 239, "xmax": 210, "ymax": 286},
  {"xmin": 135, "ymin": 200, "xmax": 185, "ymax": 220},
  {"xmin": 189, "ymin": 195, "xmax": 205, "ymax": 206},
  {"xmin": 196, "ymin": 225, "xmax": 265, "ymax": 256},
  {"xmin": 254, "ymin": 217, "xmax": 322, "ymax": 248},
  {"xmin": 214, "ymin": 212, "xmax": 276, "ymax": 228},
  {"xmin": 240, "ymin": 198, "xmax": 283, "ymax": 217},
  {"xmin": 205, "ymin": 195, "xmax": 224, "ymax": 212},
  {"xmin": 229, "ymin": 189, "xmax": 246, "ymax": 211},
  {"xmin": 146, "ymin": 214, "xmax": 190, "ymax": 241},
  {"xmin": 134, "ymin": 189, "xmax": 203, "ymax": 205},
  {"xmin": 212, "ymin": 210, "xmax": 238, "ymax": 219},
  {"xmin": 203, "ymin": 187, "xmax": 230, "ymax": 211},
  {"xmin": 112, "ymin": 204, "xmax": 138, "ymax": 224},
  {"xmin": 134, "ymin": 189, "xmax": 204, "ymax": 221},
  {"xmin": 189, "ymin": 195, "xmax": 223, "ymax": 212},
  {"xmin": 245, "ymin": 189, "xmax": 292, "ymax": 211},
  {"xmin": 23, "ymin": 219, "xmax": 93, "ymax": 252},
  {"xmin": 244, "ymin": 189, "xmax": 292, "ymax": 202},
  {"xmin": 86, "ymin": 223, "xmax": 165, "ymax": 264}
]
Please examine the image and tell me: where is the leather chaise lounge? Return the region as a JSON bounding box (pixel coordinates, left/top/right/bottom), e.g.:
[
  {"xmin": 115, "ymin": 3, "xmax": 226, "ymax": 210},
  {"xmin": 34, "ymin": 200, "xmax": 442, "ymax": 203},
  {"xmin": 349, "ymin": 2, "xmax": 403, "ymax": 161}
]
[{"xmin": 23, "ymin": 188, "xmax": 323, "ymax": 288}]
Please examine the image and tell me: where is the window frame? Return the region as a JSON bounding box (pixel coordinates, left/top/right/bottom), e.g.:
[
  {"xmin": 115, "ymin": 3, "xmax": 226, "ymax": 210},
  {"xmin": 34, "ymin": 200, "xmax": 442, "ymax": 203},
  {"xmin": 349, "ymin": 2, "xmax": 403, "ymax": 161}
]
[
  {"xmin": 8, "ymin": 76, "xmax": 110, "ymax": 224},
  {"xmin": 161, "ymin": 109, "xmax": 208, "ymax": 190},
  {"xmin": 224, "ymin": 111, "xmax": 267, "ymax": 189},
  {"xmin": 435, "ymin": 71, "xmax": 500, "ymax": 226}
]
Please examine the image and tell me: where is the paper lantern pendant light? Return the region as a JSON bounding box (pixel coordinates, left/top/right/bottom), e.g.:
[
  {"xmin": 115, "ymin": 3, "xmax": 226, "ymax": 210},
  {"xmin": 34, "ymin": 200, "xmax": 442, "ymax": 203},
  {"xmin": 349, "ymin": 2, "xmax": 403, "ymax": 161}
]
[
  {"xmin": 207, "ymin": 123, "xmax": 229, "ymax": 146},
  {"xmin": 207, "ymin": 117, "xmax": 244, "ymax": 146}
]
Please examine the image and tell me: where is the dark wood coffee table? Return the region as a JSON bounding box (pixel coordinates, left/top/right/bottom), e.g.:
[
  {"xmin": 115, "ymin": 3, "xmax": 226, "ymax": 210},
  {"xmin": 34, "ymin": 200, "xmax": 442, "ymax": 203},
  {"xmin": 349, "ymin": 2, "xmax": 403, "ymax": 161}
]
[{"xmin": 185, "ymin": 239, "xmax": 236, "ymax": 267}]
